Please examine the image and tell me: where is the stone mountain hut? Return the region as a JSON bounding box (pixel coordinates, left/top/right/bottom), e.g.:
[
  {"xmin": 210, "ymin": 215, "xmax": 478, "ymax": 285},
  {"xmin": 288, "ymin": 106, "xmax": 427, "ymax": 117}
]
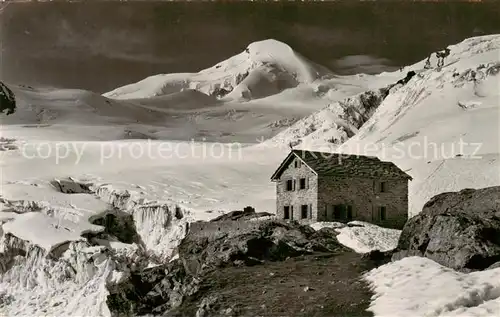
[{"xmin": 270, "ymin": 150, "xmax": 412, "ymax": 229}]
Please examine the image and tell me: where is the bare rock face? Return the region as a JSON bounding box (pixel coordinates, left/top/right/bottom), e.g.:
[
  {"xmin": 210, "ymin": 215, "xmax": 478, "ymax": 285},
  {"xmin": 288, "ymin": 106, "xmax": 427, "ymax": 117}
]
[
  {"xmin": 106, "ymin": 260, "xmax": 199, "ymax": 316},
  {"xmin": 179, "ymin": 220, "xmax": 349, "ymax": 277},
  {"xmin": 50, "ymin": 178, "xmax": 93, "ymax": 194},
  {"xmin": 488, "ymin": 261, "xmax": 500, "ymax": 270},
  {"xmin": 209, "ymin": 206, "xmax": 273, "ymax": 222},
  {"xmin": 0, "ymin": 82, "xmax": 16, "ymax": 115},
  {"xmin": 89, "ymin": 208, "xmax": 143, "ymax": 245},
  {"xmin": 393, "ymin": 186, "xmax": 500, "ymax": 271},
  {"xmin": 0, "ymin": 234, "xmax": 29, "ymax": 274}
]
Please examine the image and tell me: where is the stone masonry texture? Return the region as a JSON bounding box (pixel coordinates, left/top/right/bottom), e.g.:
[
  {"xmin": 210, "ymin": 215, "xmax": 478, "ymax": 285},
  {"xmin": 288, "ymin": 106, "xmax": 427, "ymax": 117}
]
[{"xmin": 273, "ymin": 152, "xmax": 409, "ymax": 229}]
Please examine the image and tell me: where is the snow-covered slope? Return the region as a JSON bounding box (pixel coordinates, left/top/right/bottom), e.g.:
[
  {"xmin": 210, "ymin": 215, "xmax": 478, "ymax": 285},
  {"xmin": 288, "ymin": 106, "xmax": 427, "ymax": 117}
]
[
  {"xmin": 311, "ymin": 221, "xmax": 400, "ymax": 253},
  {"xmin": 2, "ymin": 73, "xmax": 369, "ymax": 144},
  {"xmin": 103, "ymin": 39, "xmax": 334, "ymax": 101},
  {"xmin": 365, "ymin": 256, "xmax": 500, "ymax": 317}
]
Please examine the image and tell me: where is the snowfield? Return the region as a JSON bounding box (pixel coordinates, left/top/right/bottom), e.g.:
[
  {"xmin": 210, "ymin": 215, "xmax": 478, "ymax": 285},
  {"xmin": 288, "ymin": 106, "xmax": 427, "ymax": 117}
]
[
  {"xmin": 311, "ymin": 221, "xmax": 401, "ymax": 253},
  {"xmin": 365, "ymin": 257, "xmax": 500, "ymax": 317},
  {"xmin": 1, "ymin": 35, "xmax": 500, "ymax": 316}
]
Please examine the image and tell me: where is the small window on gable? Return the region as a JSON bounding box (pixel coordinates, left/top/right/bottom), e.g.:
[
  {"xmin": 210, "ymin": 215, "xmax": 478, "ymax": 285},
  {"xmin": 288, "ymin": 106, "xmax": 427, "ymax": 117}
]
[
  {"xmin": 301, "ymin": 205, "xmax": 308, "ymax": 219},
  {"xmin": 376, "ymin": 181, "xmax": 388, "ymax": 193},
  {"xmin": 299, "ymin": 178, "xmax": 307, "ymax": 190},
  {"xmin": 284, "ymin": 206, "xmax": 290, "ymax": 220},
  {"xmin": 380, "ymin": 181, "xmax": 387, "ymax": 193},
  {"xmin": 378, "ymin": 206, "xmax": 387, "ymax": 221},
  {"xmin": 286, "ymin": 179, "xmax": 293, "ymax": 191},
  {"xmin": 294, "ymin": 160, "xmax": 298, "ymax": 168}
]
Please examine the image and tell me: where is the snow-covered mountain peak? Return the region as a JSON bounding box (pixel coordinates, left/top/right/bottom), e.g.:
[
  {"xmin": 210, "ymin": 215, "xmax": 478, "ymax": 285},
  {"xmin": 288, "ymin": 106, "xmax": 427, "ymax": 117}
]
[
  {"xmin": 103, "ymin": 39, "xmax": 334, "ymax": 101},
  {"xmin": 205, "ymin": 39, "xmax": 327, "ymax": 83}
]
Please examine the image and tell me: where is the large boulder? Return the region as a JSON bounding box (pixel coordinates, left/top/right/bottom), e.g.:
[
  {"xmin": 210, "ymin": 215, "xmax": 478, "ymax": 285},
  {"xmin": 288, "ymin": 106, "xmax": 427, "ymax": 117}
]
[
  {"xmin": 106, "ymin": 260, "xmax": 200, "ymax": 316},
  {"xmin": 179, "ymin": 220, "xmax": 347, "ymax": 276},
  {"xmin": 393, "ymin": 186, "xmax": 500, "ymax": 271},
  {"xmin": 50, "ymin": 178, "xmax": 93, "ymax": 194},
  {"xmin": 0, "ymin": 82, "xmax": 16, "ymax": 115}
]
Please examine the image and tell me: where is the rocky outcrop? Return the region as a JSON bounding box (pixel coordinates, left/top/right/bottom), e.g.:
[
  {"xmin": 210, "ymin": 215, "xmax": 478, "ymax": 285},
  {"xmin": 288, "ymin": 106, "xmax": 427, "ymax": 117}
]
[
  {"xmin": 394, "ymin": 70, "xmax": 417, "ymax": 87},
  {"xmin": 93, "ymin": 185, "xmax": 189, "ymax": 260},
  {"xmin": 0, "ymin": 137, "xmax": 18, "ymax": 152},
  {"xmin": 106, "ymin": 220, "xmax": 350, "ymax": 316},
  {"xmin": 209, "ymin": 206, "xmax": 273, "ymax": 222},
  {"xmin": 181, "ymin": 220, "xmax": 351, "ymax": 276},
  {"xmin": 488, "ymin": 261, "xmax": 500, "ymax": 270},
  {"xmin": 106, "ymin": 259, "xmax": 199, "ymax": 316},
  {"xmin": 269, "ymin": 85, "xmax": 391, "ymax": 147},
  {"xmin": 51, "ymin": 178, "xmax": 93, "ymax": 194},
  {"xmin": 0, "ymin": 234, "xmax": 30, "ymax": 274},
  {"xmin": 392, "ymin": 186, "xmax": 500, "ymax": 271},
  {"xmin": 362, "ymin": 249, "xmax": 394, "ymax": 267},
  {"xmin": 0, "ymin": 82, "xmax": 16, "ymax": 115},
  {"xmin": 89, "ymin": 208, "xmax": 143, "ymax": 245}
]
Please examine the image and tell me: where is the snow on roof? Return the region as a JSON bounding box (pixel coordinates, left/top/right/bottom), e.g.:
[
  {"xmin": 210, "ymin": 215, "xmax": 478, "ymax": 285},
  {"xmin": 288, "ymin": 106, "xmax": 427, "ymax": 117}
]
[{"xmin": 271, "ymin": 149, "xmax": 412, "ymax": 180}]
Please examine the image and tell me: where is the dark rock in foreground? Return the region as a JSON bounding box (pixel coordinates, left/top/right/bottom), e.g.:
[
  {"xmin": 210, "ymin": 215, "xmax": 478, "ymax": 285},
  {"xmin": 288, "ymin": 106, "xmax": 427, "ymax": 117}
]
[
  {"xmin": 179, "ymin": 220, "xmax": 351, "ymax": 276},
  {"xmin": 0, "ymin": 82, "xmax": 16, "ymax": 116},
  {"xmin": 209, "ymin": 206, "xmax": 273, "ymax": 222},
  {"xmin": 50, "ymin": 178, "xmax": 93, "ymax": 194},
  {"xmin": 106, "ymin": 219, "xmax": 376, "ymax": 317},
  {"xmin": 488, "ymin": 261, "xmax": 500, "ymax": 270},
  {"xmin": 393, "ymin": 186, "xmax": 500, "ymax": 271}
]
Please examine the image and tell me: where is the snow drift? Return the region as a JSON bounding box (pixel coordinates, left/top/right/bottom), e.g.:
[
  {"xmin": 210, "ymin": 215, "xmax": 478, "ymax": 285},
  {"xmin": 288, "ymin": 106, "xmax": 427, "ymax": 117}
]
[{"xmin": 365, "ymin": 256, "xmax": 500, "ymax": 317}]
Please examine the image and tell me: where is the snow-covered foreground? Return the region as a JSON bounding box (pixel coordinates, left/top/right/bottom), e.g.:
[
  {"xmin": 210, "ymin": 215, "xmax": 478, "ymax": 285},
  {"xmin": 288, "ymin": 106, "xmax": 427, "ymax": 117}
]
[
  {"xmin": 310, "ymin": 221, "xmax": 500, "ymax": 317},
  {"xmin": 365, "ymin": 257, "xmax": 500, "ymax": 317}
]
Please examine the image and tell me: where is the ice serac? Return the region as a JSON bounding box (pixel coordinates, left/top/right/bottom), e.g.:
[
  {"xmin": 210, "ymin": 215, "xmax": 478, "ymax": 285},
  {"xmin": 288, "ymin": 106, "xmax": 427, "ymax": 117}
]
[
  {"xmin": 0, "ymin": 189, "xmax": 155, "ymax": 316},
  {"xmin": 103, "ymin": 39, "xmax": 334, "ymax": 101},
  {"xmin": 0, "ymin": 234, "xmax": 124, "ymax": 316},
  {"xmin": 267, "ymin": 86, "xmax": 390, "ymax": 149},
  {"xmin": 93, "ymin": 184, "xmax": 189, "ymax": 261},
  {"xmin": 2, "ymin": 179, "xmax": 190, "ymax": 262}
]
